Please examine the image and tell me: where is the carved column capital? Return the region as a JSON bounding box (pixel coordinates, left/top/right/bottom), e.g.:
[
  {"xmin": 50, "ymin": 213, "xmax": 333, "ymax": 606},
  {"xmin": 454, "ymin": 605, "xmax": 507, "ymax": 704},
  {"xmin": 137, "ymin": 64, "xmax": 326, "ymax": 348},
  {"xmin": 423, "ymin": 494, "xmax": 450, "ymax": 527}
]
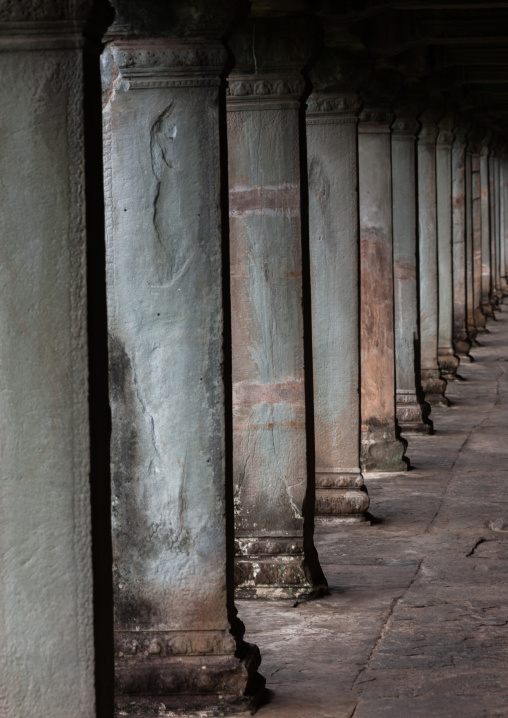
[
  {"xmin": 0, "ymin": 0, "xmax": 91, "ymax": 49},
  {"xmin": 391, "ymin": 116, "xmax": 419, "ymax": 139},
  {"xmin": 358, "ymin": 108, "xmax": 395, "ymax": 134},
  {"xmin": 103, "ymin": 39, "xmax": 228, "ymax": 90},
  {"xmin": 306, "ymin": 92, "xmax": 362, "ymax": 124},
  {"xmin": 418, "ymin": 123, "xmax": 440, "ymax": 145},
  {"xmin": 226, "ymin": 74, "xmax": 306, "ymax": 105}
]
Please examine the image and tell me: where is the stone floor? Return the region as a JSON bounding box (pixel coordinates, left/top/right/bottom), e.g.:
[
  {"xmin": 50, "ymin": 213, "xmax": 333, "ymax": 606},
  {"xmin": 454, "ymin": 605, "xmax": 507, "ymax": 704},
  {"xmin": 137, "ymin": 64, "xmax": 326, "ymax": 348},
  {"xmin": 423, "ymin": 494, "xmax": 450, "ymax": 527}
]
[{"xmin": 238, "ymin": 309, "xmax": 508, "ymax": 717}]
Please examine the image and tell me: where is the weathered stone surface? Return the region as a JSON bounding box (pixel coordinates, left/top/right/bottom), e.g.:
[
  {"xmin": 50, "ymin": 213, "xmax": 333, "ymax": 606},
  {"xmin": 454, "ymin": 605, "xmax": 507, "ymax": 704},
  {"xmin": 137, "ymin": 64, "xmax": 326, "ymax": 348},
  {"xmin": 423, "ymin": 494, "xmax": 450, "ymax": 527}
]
[
  {"xmin": 480, "ymin": 144, "xmax": 495, "ymax": 318},
  {"xmin": 452, "ymin": 125, "xmax": 472, "ymax": 358},
  {"xmin": 436, "ymin": 120, "xmax": 460, "ymax": 377},
  {"xmin": 306, "ymin": 54, "xmax": 369, "ymax": 521},
  {"xmin": 418, "ymin": 115, "xmax": 449, "ymax": 406},
  {"xmin": 359, "ymin": 109, "xmax": 408, "ymax": 471},
  {"xmin": 103, "ymin": 27, "xmax": 264, "ymax": 713},
  {"xmin": 0, "ymin": 7, "xmax": 95, "ymax": 718},
  {"xmin": 391, "ymin": 114, "xmax": 432, "ymax": 434},
  {"xmin": 470, "ymin": 145, "xmax": 487, "ymax": 331},
  {"xmin": 235, "ymin": 311, "xmax": 508, "ymax": 718},
  {"xmin": 227, "ymin": 16, "xmax": 327, "ymax": 599}
]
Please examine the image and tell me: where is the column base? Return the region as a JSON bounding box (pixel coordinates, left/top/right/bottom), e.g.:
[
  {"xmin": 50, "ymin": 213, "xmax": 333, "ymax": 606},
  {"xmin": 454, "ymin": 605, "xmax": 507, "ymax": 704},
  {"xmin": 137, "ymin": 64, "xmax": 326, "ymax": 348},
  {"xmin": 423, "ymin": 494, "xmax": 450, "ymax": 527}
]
[
  {"xmin": 482, "ymin": 301, "xmax": 495, "ymax": 318},
  {"xmin": 396, "ymin": 390, "xmax": 433, "ymax": 434},
  {"xmin": 234, "ymin": 536, "xmax": 319, "ymax": 600},
  {"xmin": 360, "ymin": 425, "xmax": 408, "ymax": 472},
  {"xmin": 500, "ymin": 278, "xmax": 508, "ymax": 296},
  {"xmin": 114, "ymin": 635, "xmax": 265, "ymax": 717},
  {"xmin": 315, "ymin": 471, "xmax": 370, "ymax": 522},
  {"xmin": 438, "ymin": 350, "xmax": 460, "ymax": 376},
  {"xmin": 467, "ymin": 323, "xmax": 478, "ymax": 343},
  {"xmin": 474, "ymin": 307, "xmax": 487, "ymax": 331},
  {"xmin": 421, "ymin": 369, "xmax": 450, "ymax": 406},
  {"xmin": 454, "ymin": 336, "xmax": 472, "ymax": 361}
]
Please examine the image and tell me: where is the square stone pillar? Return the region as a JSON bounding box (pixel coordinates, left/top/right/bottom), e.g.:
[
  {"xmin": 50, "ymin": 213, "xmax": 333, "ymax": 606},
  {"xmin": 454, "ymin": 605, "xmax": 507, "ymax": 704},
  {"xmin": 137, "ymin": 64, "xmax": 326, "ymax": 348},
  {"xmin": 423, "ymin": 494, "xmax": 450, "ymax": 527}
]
[
  {"xmin": 359, "ymin": 108, "xmax": 408, "ymax": 471},
  {"xmin": 391, "ymin": 115, "xmax": 432, "ymax": 434},
  {"xmin": 452, "ymin": 125, "xmax": 473, "ymax": 358},
  {"xmin": 436, "ymin": 120, "xmax": 460, "ymax": 377},
  {"xmin": 501, "ymin": 158, "xmax": 508, "ymax": 295},
  {"xmin": 417, "ymin": 115, "xmax": 449, "ymax": 406},
  {"xmin": 488, "ymin": 152, "xmax": 501, "ymax": 308},
  {"xmin": 470, "ymin": 143, "xmax": 487, "ymax": 330},
  {"xmin": 465, "ymin": 144, "xmax": 479, "ymax": 342},
  {"xmin": 306, "ymin": 83, "xmax": 370, "ymax": 521},
  {"xmin": 0, "ymin": 6, "xmax": 95, "ymax": 717},
  {"xmin": 227, "ymin": 16, "xmax": 328, "ymax": 599},
  {"xmin": 102, "ymin": 4, "xmax": 265, "ymax": 712},
  {"xmin": 480, "ymin": 144, "xmax": 495, "ymax": 318}
]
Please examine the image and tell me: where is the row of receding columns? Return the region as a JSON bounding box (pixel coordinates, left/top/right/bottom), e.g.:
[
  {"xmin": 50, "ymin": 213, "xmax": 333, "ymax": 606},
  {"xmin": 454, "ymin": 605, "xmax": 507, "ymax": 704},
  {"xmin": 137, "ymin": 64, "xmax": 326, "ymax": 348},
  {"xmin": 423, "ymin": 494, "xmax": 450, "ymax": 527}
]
[{"xmin": 3, "ymin": 2, "xmax": 508, "ymax": 716}]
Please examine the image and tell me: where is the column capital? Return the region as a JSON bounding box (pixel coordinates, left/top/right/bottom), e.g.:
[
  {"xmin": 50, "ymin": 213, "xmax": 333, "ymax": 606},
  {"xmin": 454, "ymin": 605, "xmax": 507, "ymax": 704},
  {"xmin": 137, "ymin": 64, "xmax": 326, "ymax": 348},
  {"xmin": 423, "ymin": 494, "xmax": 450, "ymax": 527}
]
[
  {"xmin": 358, "ymin": 108, "xmax": 395, "ymax": 133},
  {"xmin": 306, "ymin": 92, "xmax": 362, "ymax": 123},
  {"xmin": 0, "ymin": 0, "xmax": 90, "ymax": 49},
  {"xmin": 391, "ymin": 116, "xmax": 419, "ymax": 139},
  {"xmin": 437, "ymin": 115, "xmax": 455, "ymax": 148},
  {"xmin": 102, "ymin": 38, "xmax": 228, "ymax": 90}
]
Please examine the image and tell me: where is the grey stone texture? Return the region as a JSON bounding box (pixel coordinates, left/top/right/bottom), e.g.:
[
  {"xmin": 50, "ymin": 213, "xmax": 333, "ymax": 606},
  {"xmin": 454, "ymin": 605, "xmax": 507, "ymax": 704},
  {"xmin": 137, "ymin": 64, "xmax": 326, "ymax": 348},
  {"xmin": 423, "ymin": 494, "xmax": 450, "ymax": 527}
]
[
  {"xmin": 359, "ymin": 109, "xmax": 407, "ymax": 471},
  {"xmin": 306, "ymin": 81, "xmax": 369, "ymax": 522},
  {"xmin": 451, "ymin": 126, "xmax": 472, "ymax": 357},
  {"xmin": 480, "ymin": 145, "xmax": 494, "ymax": 317},
  {"xmin": 436, "ymin": 121, "xmax": 460, "ymax": 377},
  {"xmin": 391, "ymin": 116, "xmax": 432, "ymax": 434},
  {"xmin": 102, "ymin": 29, "xmax": 263, "ymax": 714},
  {"xmin": 417, "ymin": 116, "xmax": 449, "ymax": 406},
  {"xmin": 235, "ymin": 310, "xmax": 508, "ymax": 718},
  {"xmin": 470, "ymin": 146, "xmax": 487, "ymax": 331},
  {"xmin": 0, "ymin": 7, "xmax": 95, "ymax": 718},
  {"xmin": 227, "ymin": 17, "xmax": 327, "ymax": 600}
]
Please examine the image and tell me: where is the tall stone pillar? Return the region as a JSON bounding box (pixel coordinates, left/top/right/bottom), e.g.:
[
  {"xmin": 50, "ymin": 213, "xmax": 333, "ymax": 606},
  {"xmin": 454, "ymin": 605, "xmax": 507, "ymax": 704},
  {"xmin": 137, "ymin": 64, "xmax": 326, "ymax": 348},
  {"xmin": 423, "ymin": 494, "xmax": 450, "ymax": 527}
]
[
  {"xmin": 501, "ymin": 157, "xmax": 508, "ymax": 295},
  {"xmin": 391, "ymin": 112, "xmax": 432, "ymax": 433},
  {"xmin": 227, "ymin": 17, "xmax": 328, "ymax": 598},
  {"xmin": 504, "ymin": 158, "xmax": 508, "ymax": 291},
  {"xmin": 488, "ymin": 150, "xmax": 500, "ymax": 307},
  {"xmin": 470, "ymin": 141, "xmax": 487, "ymax": 330},
  {"xmin": 0, "ymin": 5, "xmax": 95, "ymax": 717},
  {"xmin": 417, "ymin": 112, "xmax": 449, "ymax": 406},
  {"xmin": 436, "ymin": 118, "xmax": 460, "ymax": 376},
  {"xmin": 493, "ymin": 153, "xmax": 504, "ymax": 300},
  {"xmin": 102, "ymin": 3, "xmax": 264, "ymax": 714},
  {"xmin": 465, "ymin": 142, "xmax": 478, "ymax": 342},
  {"xmin": 306, "ymin": 53, "xmax": 370, "ymax": 521},
  {"xmin": 452, "ymin": 124, "xmax": 472, "ymax": 358},
  {"xmin": 359, "ymin": 104, "xmax": 408, "ymax": 471},
  {"xmin": 480, "ymin": 143, "xmax": 495, "ymax": 318}
]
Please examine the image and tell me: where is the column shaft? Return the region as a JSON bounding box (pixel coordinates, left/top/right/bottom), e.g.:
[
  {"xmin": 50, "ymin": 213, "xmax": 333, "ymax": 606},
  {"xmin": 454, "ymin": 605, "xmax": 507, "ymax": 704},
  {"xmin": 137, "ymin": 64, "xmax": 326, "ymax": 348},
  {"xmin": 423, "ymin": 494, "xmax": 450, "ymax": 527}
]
[
  {"xmin": 471, "ymin": 150, "xmax": 486, "ymax": 330},
  {"xmin": 465, "ymin": 148, "xmax": 478, "ymax": 341},
  {"xmin": 359, "ymin": 110, "xmax": 408, "ymax": 471},
  {"xmin": 418, "ymin": 121, "xmax": 449, "ymax": 405},
  {"xmin": 307, "ymin": 92, "xmax": 369, "ymax": 521},
  {"xmin": 227, "ymin": 18, "xmax": 327, "ymax": 599},
  {"xmin": 480, "ymin": 146, "xmax": 494, "ymax": 317},
  {"xmin": 502, "ymin": 159, "xmax": 508, "ymax": 294},
  {"xmin": 452, "ymin": 129, "xmax": 472, "ymax": 357},
  {"xmin": 437, "ymin": 124, "xmax": 460, "ymax": 376},
  {"xmin": 391, "ymin": 117, "xmax": 432, "ymax": 433},
  {"xmin": 0, "ymin": 12, "xmax": 95, "ymax": 717},
  {"xmin": 103, "ymin": 35, "xmax": 263, "ymax": 713}
]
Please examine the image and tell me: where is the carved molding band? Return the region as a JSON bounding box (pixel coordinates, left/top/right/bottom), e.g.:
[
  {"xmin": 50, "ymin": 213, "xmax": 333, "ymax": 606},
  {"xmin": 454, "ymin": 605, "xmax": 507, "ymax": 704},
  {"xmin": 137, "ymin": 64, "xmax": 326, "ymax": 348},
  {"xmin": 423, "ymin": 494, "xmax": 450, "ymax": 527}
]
[
  {"xmin": 109, "ymin": 40, "xmax": 228, "ymax": 86},
  {"xmin": 437, "ymin": 130, "xmax": 455, "ymax": 147},
  {"xmin": 0, "ymin": 0, "xmax": 89, "ymax": 22},
  {"xmin": 391, "ymin": 118, "xmax": 419, "ymax": 137},
  {"xmin": 418, "ymin": 124, "xmax": 439, "ymax": 144},
  {"xmin": 227, "ymin": 74, "xmax": 306, "ymax": 102},
  {"xmin": 306, "ymin": 92, "xmax": 362, "ymax": 117},
  {"xmin": 358, "ymin": 109, "xmax": 394, "ymax": 127}
]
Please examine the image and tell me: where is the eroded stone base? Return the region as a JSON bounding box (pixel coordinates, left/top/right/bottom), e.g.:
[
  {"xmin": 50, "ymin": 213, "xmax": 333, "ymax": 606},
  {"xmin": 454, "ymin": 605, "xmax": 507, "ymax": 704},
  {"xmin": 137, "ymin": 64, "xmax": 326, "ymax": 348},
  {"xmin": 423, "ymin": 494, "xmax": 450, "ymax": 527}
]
[
  {"xmin": 438, "ymin": 351, "xmax": 460, "ymax": 376},
  {"xmin": 114, "ymin": 642, "xmax": 264, "ymax": 717},
  {"xmin": 421, "ymin": 368, "xmax": 450, "ymax": 406},
  {"xmin": 396, "ymin": 390, "xmax": 433, "ymax": 435},
  {"xmin": 234, "ymin": 536, "xmax": 316, "ymax": 599},
  {"xmin": 454, "ymin": 336, "xmax": 473, "ymax": 361},
  {"xmin": 475, "ymin": 307, "xmax": 487, "ymax": 330},
  {"xmin": 360, "ymin": 427, "xmax": 408, "ymax": 472},
  {"xmin": 314, "ymin": 470, "xmax": 369, "ymax": 522}
]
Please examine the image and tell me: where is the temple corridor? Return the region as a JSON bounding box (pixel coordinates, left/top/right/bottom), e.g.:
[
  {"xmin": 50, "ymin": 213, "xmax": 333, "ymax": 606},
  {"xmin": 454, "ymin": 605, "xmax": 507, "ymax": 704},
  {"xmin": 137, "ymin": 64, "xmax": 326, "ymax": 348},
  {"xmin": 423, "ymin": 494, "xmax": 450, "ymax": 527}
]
[{"xmin": 240, "ymin": 310, "xmax": 508, "ymax": 718}]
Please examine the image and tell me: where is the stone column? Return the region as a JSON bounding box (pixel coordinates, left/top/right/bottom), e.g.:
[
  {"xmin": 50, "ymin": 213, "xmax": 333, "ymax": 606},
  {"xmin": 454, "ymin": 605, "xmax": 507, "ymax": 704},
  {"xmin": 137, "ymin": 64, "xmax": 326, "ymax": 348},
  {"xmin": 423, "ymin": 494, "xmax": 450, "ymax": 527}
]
[
  {"xmin": 102, "ymin": 3, "xmax": 264, "ymax": 714},
  {"xmin": 504, "ymin": 158, "xmax": 508, "ymax": 291},
  {"xmin": 436, "ymin": 118, "xmax": 460, "ymax": 377},
  {"xmin": 417, "ymin": 113, "xmax": 449, "ymax": 405},
  {"xmin": 465, "ymin": 142, "xmax": 478, "ymax": 342},
  {"xmin": 470, "ymin": 142, "xmax": 487, "ymax": 330},
  {"xmin": 494, "ymin": 153, "xmax": 504, "ymax": 300},
  {"xmin": 480, "ymin": 143, "xmax": 495, "ymax": 318},
  {"xmin": 0, "ymin": 5, "xmax": 95, "ymax": 717},
  {"xmin": 227, "ymin": 17, "xmax": 328, "ymax": 598},
  {"xmin": 488, "ymin": 150, "xmax": 500, "ymax": 308},
  {"xmin": 452, "ymin": 124, "xmax": 472, "ymax": 358},
  {"xmin": 306, "ymin": 64, "xmax": 370, "ymax": 521},
  {"xmin": 391, "ymin": 113, "xmax": 432, "ymax": 433},
  {"xmin": 359, "ymin": 107, "xmax": 408, "ymax": 471},
  {"xmin": 501, "ymin": 157, "xmax": 508, "ymax": 295}
]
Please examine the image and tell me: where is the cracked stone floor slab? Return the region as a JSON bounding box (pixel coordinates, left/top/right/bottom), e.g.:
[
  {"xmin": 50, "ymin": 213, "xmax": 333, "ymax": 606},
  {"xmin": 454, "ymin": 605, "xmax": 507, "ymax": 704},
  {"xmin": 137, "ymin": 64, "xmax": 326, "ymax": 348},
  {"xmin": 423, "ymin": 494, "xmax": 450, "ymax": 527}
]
[{"xmin": 236, "ymin": 311, "xmax": 508, "ymax": 717}]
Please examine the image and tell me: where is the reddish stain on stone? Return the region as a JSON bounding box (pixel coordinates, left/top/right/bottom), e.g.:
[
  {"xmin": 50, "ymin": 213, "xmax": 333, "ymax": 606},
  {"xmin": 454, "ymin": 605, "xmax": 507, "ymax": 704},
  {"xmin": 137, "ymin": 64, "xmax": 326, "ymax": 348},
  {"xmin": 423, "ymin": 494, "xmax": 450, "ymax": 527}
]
[
  {"xmin": 233, "ymin": 379, "xmax": 305, "ymax": 407},
  {"xmin": 452, "ymin": 195, "xmax": 464, "ymax": 209},
  {"xmin": 393, "ymin": 259, "xmax": 416, "ymax": 282},
  {"xmin": 229, "ymin": 185, "xmax": 300, "ymax": 216}
]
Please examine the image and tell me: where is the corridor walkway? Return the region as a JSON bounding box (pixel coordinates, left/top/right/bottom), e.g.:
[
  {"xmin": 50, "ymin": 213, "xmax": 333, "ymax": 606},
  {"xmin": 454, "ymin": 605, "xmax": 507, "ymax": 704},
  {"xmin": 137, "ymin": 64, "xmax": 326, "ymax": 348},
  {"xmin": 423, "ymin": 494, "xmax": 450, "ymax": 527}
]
[{"xmin": 239, "ymin": 310, "xmax": 508, "ymax": 718}]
